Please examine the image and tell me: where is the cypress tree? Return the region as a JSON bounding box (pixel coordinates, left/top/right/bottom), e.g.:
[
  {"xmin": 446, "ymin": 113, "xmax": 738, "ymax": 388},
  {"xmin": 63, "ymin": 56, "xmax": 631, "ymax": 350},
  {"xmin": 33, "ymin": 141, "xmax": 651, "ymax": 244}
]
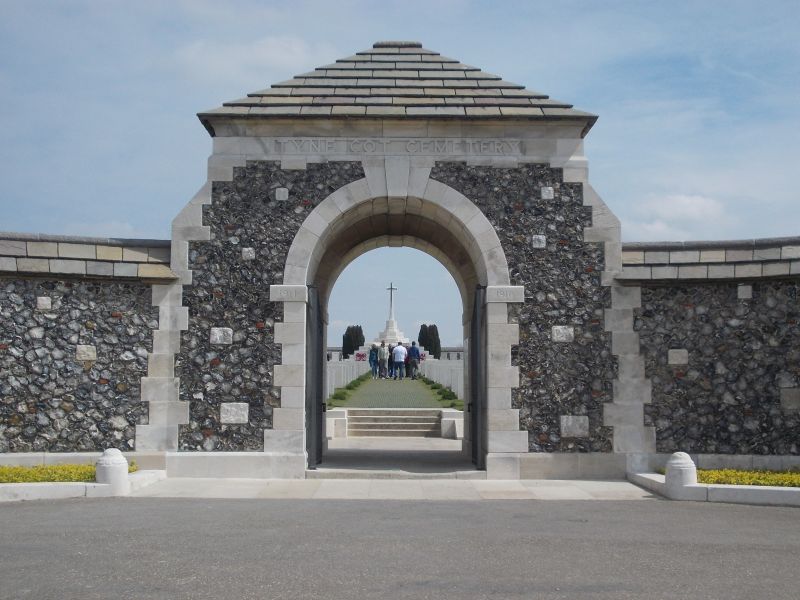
[
  {"xmin": 418, "ymin": 324, "xmax": 429, "ymax": 350},
  {"xmin": 429, "ymin": 324, "xmax": 442, "ymax": 359},
  {"xmin": 342, "ymin": 328, "xmax": 353, "ymax": 358},
  {"xmin": 341, "ymin": 324, "xmax": 365, "ymax": 358}
]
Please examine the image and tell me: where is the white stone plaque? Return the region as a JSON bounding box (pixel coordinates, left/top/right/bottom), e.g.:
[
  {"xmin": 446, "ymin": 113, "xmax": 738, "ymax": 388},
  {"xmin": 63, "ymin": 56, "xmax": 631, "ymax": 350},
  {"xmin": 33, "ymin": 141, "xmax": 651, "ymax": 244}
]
[
  {"xmin": 76, "ymin": 344, "xmax": 97, "ymax": 361},
  {"xmin": 241, "ymin": 247, "xmax": 256, "ymax": 261},
  {"xmin": 210, "ymin": 327, "xmax": 233, "ymax": 345},
  {"xmin": 667, "ymin": 349, "xmax": 689, "ymax": 365},
  {"xmin": 36, "ymin": 296, "xmax": 52, "ymax": 311},
  {"xmin": 560, "ymin": 415, "xmax": 589, "ymax": 438},
  {"xmin": 540, "ymin": 186, "xmax": 554, "ymax": 200},
  {"xmin": 275, "ymin": 187, "xmax": 289, "ymax": 201},
  {"xmin": 220, "ymin": 402, "xmax": 249, "ymax": 424},
  {"xmin": 551, "ymin": 326, "xmax": 574, "ymax": 343},
  {"xmin": 531, "ymin": 235, "xmax": 547, "ymax": 249}
]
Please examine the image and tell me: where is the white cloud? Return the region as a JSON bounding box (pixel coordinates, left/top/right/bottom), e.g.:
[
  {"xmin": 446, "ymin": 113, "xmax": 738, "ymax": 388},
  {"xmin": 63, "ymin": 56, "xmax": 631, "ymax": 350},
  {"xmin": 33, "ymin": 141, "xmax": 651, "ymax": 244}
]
[
  {"xmin": 636, "ymin": 194, "xmax": 727, "ymax": 224},
  {"xmin": 622, "ymin": 193, "xmax": 736, "ymax": 242},
  {"xmin": 172, "ymin": 35, "xmax": 340, "ymax": 89}
]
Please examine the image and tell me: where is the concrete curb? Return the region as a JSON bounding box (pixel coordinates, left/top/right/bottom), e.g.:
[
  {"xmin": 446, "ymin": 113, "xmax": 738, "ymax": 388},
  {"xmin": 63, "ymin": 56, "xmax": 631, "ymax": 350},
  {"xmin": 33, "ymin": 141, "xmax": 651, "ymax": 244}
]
[
  {"xmin": 627, "ymin": 472, "xmax": 800, "ymax": 507},
  {"xmin": 0, "ymin": 470, "xmax": 166, "ymax": 503}
]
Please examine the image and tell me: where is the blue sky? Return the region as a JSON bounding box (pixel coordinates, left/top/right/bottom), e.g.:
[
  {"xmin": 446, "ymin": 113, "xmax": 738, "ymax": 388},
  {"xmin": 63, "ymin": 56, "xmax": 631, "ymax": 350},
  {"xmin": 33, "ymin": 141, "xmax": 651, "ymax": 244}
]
[{"xmin": 1, "ymin": 1, "xmax": 798, "ymax": 345}]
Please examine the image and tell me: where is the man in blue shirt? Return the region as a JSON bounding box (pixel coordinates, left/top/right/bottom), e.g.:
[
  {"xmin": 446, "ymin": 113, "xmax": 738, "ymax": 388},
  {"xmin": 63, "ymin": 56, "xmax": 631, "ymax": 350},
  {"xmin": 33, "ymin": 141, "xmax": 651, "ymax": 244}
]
[{"xmin": 408, "ymin": 341, "xmax": 421, "ymax": 380}]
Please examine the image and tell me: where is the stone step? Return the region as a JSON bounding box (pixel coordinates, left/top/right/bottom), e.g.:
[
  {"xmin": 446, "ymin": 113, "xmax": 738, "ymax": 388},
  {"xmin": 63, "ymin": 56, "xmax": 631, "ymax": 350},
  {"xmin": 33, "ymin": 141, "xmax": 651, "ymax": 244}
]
[
  {"xmin": 347, "ymin": 422, "xmax": 440, "ymax": 431},
  {"xmin": 347, "ymin": 409, "xmax": 441, "ymax": 417},
  {"xmin": 348, "ymin": 416, "xmax": 440, "ymax": 424},
  {"xmin": 347, "ymin": 429, "xmax": 442, "ymax": 437},
  {"xmin": 306, "ymin": 469, "xmax": 486, "ymax": 480}
]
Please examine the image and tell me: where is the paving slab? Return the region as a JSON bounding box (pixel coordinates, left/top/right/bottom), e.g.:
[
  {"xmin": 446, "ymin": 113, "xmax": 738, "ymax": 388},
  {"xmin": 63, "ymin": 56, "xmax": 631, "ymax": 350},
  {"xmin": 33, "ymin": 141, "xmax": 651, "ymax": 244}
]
[{"xmin": 131, "ymin": 477, "xmax": 654, "ymax": 501}]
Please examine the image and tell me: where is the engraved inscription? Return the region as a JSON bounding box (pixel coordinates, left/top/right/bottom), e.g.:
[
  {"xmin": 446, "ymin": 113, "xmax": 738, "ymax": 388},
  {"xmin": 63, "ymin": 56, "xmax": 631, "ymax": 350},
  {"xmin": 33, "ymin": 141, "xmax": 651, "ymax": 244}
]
[{"xmin": 271, "ymin": 137, "xmax": 523, "ymax": 156}]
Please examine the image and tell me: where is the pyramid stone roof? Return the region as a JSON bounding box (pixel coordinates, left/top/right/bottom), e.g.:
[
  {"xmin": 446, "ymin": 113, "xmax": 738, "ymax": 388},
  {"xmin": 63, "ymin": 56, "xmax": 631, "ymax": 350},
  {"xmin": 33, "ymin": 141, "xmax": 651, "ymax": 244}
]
[{"xmin": 199, "ymin": 41, "xmax": 597, "ymax": 135}]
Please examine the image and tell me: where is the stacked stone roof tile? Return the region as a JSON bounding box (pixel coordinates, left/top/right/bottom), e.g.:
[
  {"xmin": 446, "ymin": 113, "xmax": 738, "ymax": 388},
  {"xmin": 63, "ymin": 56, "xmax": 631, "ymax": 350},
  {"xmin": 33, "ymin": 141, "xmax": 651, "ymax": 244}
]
[{"xmin": 199, "ymin": 41, "xmax": 596, "ymax": 130}]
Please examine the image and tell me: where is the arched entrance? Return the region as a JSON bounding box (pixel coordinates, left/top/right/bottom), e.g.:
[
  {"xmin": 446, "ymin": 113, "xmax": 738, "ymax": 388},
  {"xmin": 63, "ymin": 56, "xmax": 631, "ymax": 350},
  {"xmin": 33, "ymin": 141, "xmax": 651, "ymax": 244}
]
[{"xmin": 271, "ymin": 160, "xmax": 526, "ymax": 472}]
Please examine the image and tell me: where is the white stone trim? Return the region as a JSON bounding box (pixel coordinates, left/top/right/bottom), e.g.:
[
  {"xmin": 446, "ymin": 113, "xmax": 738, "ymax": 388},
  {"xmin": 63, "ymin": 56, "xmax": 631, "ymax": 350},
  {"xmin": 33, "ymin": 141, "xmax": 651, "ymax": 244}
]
[
  {"xmin": 562, "ymin": 154, "xmax": 655, "ymax": 459},
  {"xmin": 273, "ymin": 161, "xmax": 524, "ymax": 475}
]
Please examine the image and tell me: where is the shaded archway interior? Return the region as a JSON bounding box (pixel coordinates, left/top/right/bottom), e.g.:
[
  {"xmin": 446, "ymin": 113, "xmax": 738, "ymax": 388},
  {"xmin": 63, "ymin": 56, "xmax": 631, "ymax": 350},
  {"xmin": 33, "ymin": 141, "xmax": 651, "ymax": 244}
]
[{"xmin": 308, "ymin": 198, "xmax": 486, "ymax": 321}]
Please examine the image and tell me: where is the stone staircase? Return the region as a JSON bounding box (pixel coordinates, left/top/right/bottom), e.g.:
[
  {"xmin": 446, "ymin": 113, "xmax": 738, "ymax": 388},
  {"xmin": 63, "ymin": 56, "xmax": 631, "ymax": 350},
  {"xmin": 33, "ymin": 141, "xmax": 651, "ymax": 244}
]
[{"xmin": 346, "ymin": 409, "xmax": 442, "ymax": 437}]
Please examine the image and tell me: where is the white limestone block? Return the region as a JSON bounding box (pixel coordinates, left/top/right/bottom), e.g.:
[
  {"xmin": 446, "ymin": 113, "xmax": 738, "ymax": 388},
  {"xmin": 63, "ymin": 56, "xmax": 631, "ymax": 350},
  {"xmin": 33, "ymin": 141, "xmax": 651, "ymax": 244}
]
[
  {"xmin": 667, "ymin": 349, "xmax": 689, "ymax": 365},
  {"xmin": 210, "ymin": 327, "xmax": 233, "ymax": 345},
  {"xmin": 540, "ymin": 186, "xmax": 554, "ymax": 200},
  {"xmin": 220, "ymin": 402, "xmax": 249, "ymax": 424},
  {"xmin": 241, "ymin": 247, "xmax": 256, "ymax": 261},
  {"xmin": 76, "ymin": 344, "xmax": 97, "ymax": 361},
  {"xmin": 530, "ymin": 235, "xmax": 546, "ymax": 248},
  {"xmin": 36, "ymin": 296, "xmax": 52, "ymax": 311},
  {"xmin": 560, "ymin": 415, "xmax": 589, "ymax": 438},
  {"xmin": 551, "ymin": 325, "xmax": 574, "ymax": 343},
  {"xmin": 737, "ymin": 284, "xmax": 752, "ymax": 299},
  {"xmin": 275, "ymin": 187, "xmax": 289, "ymax": 201}
]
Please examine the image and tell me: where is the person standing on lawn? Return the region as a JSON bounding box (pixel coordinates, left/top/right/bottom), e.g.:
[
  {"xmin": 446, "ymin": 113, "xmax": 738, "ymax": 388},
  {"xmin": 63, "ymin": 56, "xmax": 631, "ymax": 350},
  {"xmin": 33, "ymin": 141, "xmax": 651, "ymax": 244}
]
[
  {"xmin": 368, "ymin": 344, "xmax": 379, "ymax": 379},
  {"xmin": 392, "ymin": 342, "xmax": 408, "ymax": 380},
  {"xmin": 408, "ymin": 341, "xmax": 421, "ymax": 380},
  {"xmin": 377, "ymin": 341, "xmax": 389, "ymax": 379}
]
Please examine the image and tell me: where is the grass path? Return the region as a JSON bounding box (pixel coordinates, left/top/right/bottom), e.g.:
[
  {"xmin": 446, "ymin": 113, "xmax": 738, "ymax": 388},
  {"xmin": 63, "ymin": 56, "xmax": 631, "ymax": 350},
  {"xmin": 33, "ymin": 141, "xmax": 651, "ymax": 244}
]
[{"xmin": 338, "ymin": 378, "xmax": 442, "ymax": 408}]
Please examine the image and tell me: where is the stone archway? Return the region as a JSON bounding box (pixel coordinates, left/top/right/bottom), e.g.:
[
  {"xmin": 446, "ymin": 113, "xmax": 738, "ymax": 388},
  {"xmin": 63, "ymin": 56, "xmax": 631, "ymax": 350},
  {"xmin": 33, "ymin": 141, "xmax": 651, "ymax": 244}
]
[{"xmin": 269, "ymin": 158, "xmax": 527, "ymax": 474}]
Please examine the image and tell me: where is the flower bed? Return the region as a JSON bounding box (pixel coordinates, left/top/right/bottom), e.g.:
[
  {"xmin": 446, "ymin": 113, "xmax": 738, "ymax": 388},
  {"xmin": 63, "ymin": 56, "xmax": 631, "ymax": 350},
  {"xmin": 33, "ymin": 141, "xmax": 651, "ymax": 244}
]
[{"xmin": 0, "ymin": 462, "xmax": 138, "ymax": 483}]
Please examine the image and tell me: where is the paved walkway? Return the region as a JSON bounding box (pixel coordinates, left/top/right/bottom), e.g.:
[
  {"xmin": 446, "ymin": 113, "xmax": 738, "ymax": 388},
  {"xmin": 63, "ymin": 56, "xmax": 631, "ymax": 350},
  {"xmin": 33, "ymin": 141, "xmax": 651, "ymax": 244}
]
[
  {"xmin": 132, "ymin": 477, "xmax": 655, "ymax": 500},
  {"xmin": 320, "ymin": 437, "xmax": 473, "ymax": 477},
  {"xmin": 340, "ymin": 377, "xmax": 441, "ymax": 408}
]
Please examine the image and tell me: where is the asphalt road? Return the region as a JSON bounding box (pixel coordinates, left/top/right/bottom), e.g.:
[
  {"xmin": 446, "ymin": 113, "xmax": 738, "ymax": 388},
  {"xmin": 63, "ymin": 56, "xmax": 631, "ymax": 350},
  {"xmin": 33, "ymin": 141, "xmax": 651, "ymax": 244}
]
[{"xmin": 1, "ymin": 497, "xmax": 797, "ymax": 600}]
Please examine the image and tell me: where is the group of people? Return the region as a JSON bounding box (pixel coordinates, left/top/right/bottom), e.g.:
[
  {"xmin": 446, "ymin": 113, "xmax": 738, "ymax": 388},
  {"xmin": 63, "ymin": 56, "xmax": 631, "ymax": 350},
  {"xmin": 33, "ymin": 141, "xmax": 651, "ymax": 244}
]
[{"xmin": 368, "ymin": 341, "xmax": 421, "ymax": 380}]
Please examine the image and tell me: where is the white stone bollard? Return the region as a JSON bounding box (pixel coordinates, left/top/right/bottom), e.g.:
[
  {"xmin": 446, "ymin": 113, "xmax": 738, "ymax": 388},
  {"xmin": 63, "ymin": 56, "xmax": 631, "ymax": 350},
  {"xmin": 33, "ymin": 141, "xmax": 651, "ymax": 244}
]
[
  {"xmin": 665, "ymin": 452, "xmax": 698, "ymax": 500},
  {"xmin": 95, "ymin": 448, "xmax": 131, "ymax": 495}
]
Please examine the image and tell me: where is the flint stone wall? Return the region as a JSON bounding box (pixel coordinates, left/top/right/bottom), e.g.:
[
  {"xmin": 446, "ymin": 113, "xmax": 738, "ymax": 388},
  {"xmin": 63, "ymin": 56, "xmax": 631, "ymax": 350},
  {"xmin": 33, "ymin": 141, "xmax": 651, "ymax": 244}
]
[
  {"xmin": 430, "ymin": 163, "xmax": 615, "ymax": 452},
  {"xmin": 0, "ymin": 279, "xmax": 155, "ymax": 452},
  {"xmin": 637, "ymin": 281, "xmax": 799, "ymax": 454},
  {"xmin": 176, "ymin": 160, "xmax": 364, "ymax": 451}
]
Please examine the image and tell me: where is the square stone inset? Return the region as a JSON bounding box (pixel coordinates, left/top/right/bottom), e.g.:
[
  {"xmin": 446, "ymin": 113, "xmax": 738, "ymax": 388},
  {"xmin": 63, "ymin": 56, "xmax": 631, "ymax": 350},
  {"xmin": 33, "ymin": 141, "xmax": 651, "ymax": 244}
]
[
  {"xmin": 241, "ymin": 247, "xmax": 256, "ymax": 261},
  {"xmin": 36, "ymin": 296, "xmax": 52, "ymax": 311},
  {"xmin": 220, "ymin": 402, "xmax": 249, "ymax": 424},
  {"xmin": 668, "ymin": 348, "xmax": 689, "ymax": 365},
  {"xmin": 530, "ymin": 235, "xmax": 547, "ymax": 249},
  {"xmin": 540, "ymin": 186, "xmax": 554, "ymax": 200},
  {"xmin": 551, "ymin": 325, "xmax": 574, "ymax": 343},
  {"xmin": 737, "ymin": 284, "xmax": 753, "ymax": 300},
  {"xmin": 76, "ymin": 345, "xmax": 97, "ymax": 361},
  {"xmin": 210, "ymin": 327, "xmax": 233, "ymax": 345},
  {"xmin": 275, "ymin": 187, "xmax": 289, "ymax": 201},
  {"xmin": 780, "ymin": 389, "xmax": 800, "ymax": 412},
  {"xmin": 560, "ymin": 415, "xmax": 589, "ymax": 438}
]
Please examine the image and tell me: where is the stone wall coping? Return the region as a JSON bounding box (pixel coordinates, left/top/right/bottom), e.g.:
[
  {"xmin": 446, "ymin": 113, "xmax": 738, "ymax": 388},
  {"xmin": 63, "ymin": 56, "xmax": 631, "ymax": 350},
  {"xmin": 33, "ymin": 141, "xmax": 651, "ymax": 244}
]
[
  {"xmin": 0, "ymin": 231, "xmax": 170, "ymax": 247},
  {"xmin": 622, "ymin": 236, "xmax": 800, "ymax": 251},
  {"xmin": 619, "ymin": 236, "xmax": 800, "ymax": 281}
]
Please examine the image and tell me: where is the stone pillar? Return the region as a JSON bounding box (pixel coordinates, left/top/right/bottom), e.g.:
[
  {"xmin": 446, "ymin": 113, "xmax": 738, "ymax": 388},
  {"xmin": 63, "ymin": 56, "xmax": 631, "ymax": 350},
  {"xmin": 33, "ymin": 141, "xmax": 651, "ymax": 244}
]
[
  {"xmin": 485, "ymin": 284, "xmax": 527, "ymax": 479},
  {"xmin": 268, "ymin": 285, "xmax": 308, "ymax": 466}
]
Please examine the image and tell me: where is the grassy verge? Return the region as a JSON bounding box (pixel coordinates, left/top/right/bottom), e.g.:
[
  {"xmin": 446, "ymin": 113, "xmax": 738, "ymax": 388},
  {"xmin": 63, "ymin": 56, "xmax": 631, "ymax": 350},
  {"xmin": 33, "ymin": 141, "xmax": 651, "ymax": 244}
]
[
  {"xmin": 420, "ymin": 376, "xmax": 464, "ymax": 411},
  {"xmin": 0, "ymin": 461, "xmax": 139, "ymax": 484},
  {"xmin": 326, "ymin": 372, "xmax": 371, "ymax": 408}
]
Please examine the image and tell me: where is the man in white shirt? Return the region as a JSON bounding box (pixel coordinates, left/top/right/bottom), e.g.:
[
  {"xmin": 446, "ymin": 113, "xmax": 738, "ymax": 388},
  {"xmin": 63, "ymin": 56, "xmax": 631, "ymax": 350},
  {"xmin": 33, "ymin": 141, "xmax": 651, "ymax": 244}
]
[{"xmin": 392, "ymin": 343, "xmax": 408, "ymax": 380}]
